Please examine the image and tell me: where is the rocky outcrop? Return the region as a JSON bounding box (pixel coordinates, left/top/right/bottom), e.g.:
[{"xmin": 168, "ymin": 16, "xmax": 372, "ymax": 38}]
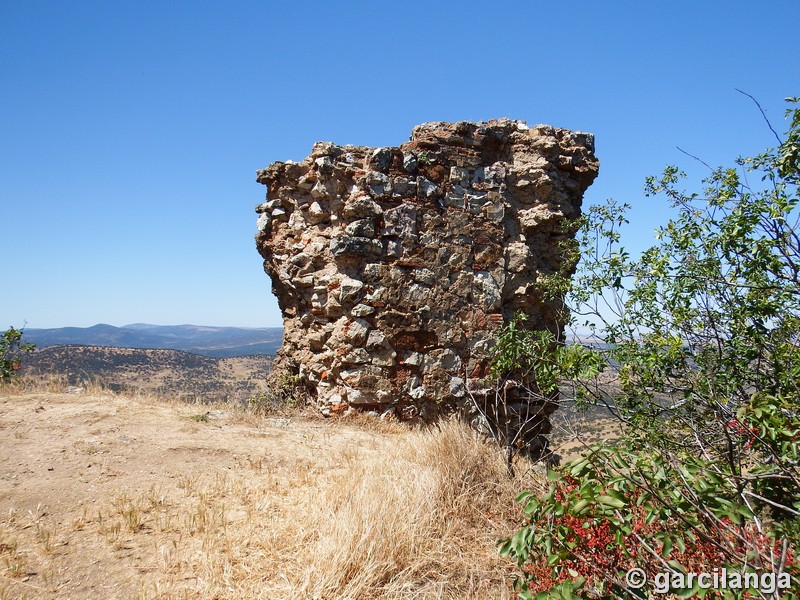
[{"xmin": 255, "ymin": 119, "xmax": 598, "ymax": 454}]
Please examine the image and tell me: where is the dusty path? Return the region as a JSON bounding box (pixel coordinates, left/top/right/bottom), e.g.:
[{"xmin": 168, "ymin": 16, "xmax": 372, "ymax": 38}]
[{"xmin": 0, "ymin": 390, "xmax": 397, "ymax": 599}]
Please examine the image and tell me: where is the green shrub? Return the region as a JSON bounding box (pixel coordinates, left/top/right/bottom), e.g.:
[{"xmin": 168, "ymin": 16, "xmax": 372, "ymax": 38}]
[
  {"xmin": 501, "ymin": 99, "xmax": 800, "ymax": 598},
  {"xmin": 0, "ymin": 326, "xmax": 35, "ymax": 383},
  {"xmin": 247, "ymin": 367, "xmax": 305, "ymax": 414}
]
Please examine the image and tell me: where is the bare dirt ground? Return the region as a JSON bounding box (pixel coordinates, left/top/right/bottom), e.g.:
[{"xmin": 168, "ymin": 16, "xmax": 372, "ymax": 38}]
[
  {"xmin": 0, "ymin": 388, "xmax": 538, "ymax": 599},
  {"xmin": 0, "ymin": 389, "xmax": 404, "ymax": 598}
]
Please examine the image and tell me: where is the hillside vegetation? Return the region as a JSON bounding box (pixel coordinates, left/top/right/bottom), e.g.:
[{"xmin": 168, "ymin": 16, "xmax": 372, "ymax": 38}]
[{"xmin": 21, "ymin": 346, "xmax": 273, "ymax": 403}]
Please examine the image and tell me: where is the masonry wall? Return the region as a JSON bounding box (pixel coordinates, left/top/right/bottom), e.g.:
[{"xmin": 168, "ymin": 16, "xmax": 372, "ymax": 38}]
[{"xmin": 255, "ymin": 119, "xmax": 598, "ymax": 452}]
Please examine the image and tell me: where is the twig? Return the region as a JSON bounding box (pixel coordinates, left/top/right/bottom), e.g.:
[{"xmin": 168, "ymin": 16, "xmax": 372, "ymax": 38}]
[
  {"xmin": 736, "ymin": 88, "xmax": 782, "ymax": 144},
  {"xmin": 676, "ymin": 146, "xmax": 714, "ymax": 171}
]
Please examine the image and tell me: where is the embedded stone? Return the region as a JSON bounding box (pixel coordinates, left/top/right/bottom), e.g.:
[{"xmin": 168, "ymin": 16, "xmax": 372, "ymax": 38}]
[
  {"xmin": 345, "ymin": 219, "xmax": 376, "ymax": 237},
  {"xmin": 343, "ymin": 194, "xmax": 383, "ymax": 219},
  {"xmin": 473, "ymin": 271, "xmax": 502, "ymax": 310},
  {"xmin": 402, "ymin": 152, "xmax": 418, "ymax": 173},
  {"xmin": 449, "ymin": 166, "xmax": 470, "ymax": 186},
  {"xmin": 506, "ymin": 242, "xmax": 531, "ymax": 272},
  {"xmin": 425, "ymin": 348, "xmax": 462, "ymax": 372},
  {"xmin": 351, "ymin": 303, "xmax": 376, "ymax": 317},
  {"xmin": 339, "ymin": 276, "xmax": 365, "ymax": 304},
  {"xmin": 449, "ymin": 376, "xmax": 466, "ymax": 398},
  {"xmin": 347, "ymin": 388, "xmax": 379, "ymax": 405},
  {"xmin": 382, "ymin": 203, "xmax": 417, "ymax": 238},
  {"xmin": 370, "ymin": 347, "xmax": 396, "ymax": 366},
  {"xmin": 417, "ymin": 177, "xmax": 439, "ymax": 199},
  {"xmin": 330, "ymin": 236, "xmax": 383, "ymax": 258},
  {"xmin": 402, "ymin": 351, "xmax": 423, "ymax": 366},
  {"xmin": 344, "ymin": 318, "xmax": 370, "ymax": 345},
  {"xmin": 412, "ymin": 268, "xmax": 436, "ymax": 286},
  {"xmin": 366, "ymin": 171, "xmax": 391, "ymax": 197},
  {"xmin": 307, "ymin": 201, "xmax": 327, "ymax": 224},
  {"xmin": 370, "ymin": 147, "xmax": 393, "ymax": 172},
  {"xmin": 365, "ymin": 329, "xmax": 388, "ymax": 349},
  {"xmin": 343, "ymin": 348, "xmax": 370, "ymax": 364}
]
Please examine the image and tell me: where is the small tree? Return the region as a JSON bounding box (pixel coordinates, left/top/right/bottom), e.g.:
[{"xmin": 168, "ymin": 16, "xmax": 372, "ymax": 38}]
[
  {"xmin": 501, "ymin": 98, "xmax": 800, "ymax": 599},
  {"xmin": 0, "ymin": 327, "xmax": 35, "ymax": 382}
]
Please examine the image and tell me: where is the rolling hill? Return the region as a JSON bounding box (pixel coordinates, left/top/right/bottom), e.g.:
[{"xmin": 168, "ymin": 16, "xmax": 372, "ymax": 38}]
[
  {"xmin": 21, "ymin": 345, "xmax": 274, "ymax": 403},
  {"xmin": 22, "ymin": 323, "xmax": 283, "ymax": 358}
]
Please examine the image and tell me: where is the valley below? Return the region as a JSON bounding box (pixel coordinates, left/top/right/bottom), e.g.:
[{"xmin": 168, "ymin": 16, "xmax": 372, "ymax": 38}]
[{"xmin": 20, "ymin": 346, "xmax": 274, "ymax": 404}]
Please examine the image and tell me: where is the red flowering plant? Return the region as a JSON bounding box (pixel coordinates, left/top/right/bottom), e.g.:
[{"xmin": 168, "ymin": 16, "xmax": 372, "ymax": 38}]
[{"xmin": 501, "ymin": 440, "xmax": 797, "ymax": 599}]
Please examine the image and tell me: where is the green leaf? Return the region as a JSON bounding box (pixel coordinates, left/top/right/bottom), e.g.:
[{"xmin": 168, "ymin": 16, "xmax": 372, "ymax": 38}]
[
  {"xmin": 597, "ymin": 495, "xmax": 626, "ymax": 509},
  {"xmin": 516, "ymin": 491, "xmax": 535, "ymax": 503},
  {"xmin": 571, "ymin": 499, "xmax": 590, "ymax": 515},
  {"xmin": 661, "ymin": 535, "xmax": 673, "ymax": 558}
]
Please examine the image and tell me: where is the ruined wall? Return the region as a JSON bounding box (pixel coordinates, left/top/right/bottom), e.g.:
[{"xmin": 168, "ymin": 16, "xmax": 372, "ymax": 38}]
[{"xmin": 255, "ymin": 119, "xmax": 598, "ymax": 449}]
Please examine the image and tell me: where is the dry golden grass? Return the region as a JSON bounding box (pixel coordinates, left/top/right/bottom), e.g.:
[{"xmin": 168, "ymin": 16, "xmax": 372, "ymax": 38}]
[
  {"xmin": 2, "ymin": 372, "xmax": 73, "ymax": 395},
  {"xmin": 279, "ymin": 419, "xmax": 544, "ymax": 599},
  {"xmin": 0, "ymin": 383, "xmax": 545, "ymax": 599},
  {"xmin": 141, "ymin": 422, "xmax": 539, "ymax": 599}
]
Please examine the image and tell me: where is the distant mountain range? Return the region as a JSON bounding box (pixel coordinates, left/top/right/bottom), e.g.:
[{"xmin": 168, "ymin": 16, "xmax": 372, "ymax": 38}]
[{"xmin": 22, "ymin": 323, "xmax": 283, "ymax": 358}]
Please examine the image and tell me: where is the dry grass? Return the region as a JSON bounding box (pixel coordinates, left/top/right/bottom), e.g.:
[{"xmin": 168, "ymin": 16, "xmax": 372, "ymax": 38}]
[
  {"xmin": 281, "ymin": 419, "xmax": 543, "ymax": 599},
  {"xmin": 2, "ymin": 372, "xmax": 74, "ymax": 395},
  {"xmin": 142, "ymin": 420, "xmax": 543, "ymax": 599},
  {"xmin": 0, "ymin": 383, "xmax": 544, "ymax": 599}
]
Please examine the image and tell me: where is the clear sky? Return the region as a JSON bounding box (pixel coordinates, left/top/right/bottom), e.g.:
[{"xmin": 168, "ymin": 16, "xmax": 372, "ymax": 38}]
[{"xmin": 1, "ymin": 1, "xmax": 798, "ymax": 328}]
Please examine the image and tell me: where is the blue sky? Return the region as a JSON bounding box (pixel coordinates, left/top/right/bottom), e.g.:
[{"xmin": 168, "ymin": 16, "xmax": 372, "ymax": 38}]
[{"xmin": 1, "ymin": 1, "xmax": 798, "ymax": 328}]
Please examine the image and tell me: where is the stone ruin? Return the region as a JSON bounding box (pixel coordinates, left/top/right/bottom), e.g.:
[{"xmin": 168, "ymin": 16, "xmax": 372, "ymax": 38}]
[{"xmin": 255, "ymin": 119, "xmax": 598, "ymax": 456}]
